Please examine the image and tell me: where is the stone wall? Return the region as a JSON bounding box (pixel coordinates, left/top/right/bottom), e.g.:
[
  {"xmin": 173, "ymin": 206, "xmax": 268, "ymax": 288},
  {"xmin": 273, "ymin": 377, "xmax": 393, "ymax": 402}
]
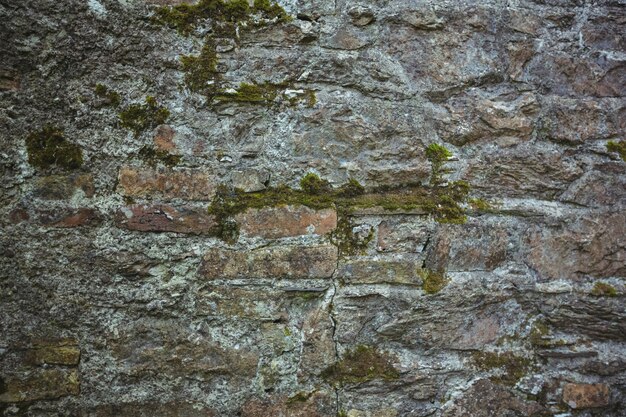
[{"xmin": 1, "ymin": 0, "xmax": 625, "ymax": 416}]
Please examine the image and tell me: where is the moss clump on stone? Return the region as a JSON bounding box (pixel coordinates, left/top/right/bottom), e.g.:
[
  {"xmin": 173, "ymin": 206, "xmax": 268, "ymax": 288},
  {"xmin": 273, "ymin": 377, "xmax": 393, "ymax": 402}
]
[
  {"xmin": 329, "ymin": 213, "xmax": 374, "ymax": 257},
  {"xmin": 419, "ymin": 269, "xmax": 448, "ymax": 294},
  {"xmin": 337, "ymin": 178, "xmax": 365, "ymax": 197},
  {"xmin": 25, "ymin": 125, "xmax": 83, "ymax": 170},
  {"xmin": 321, "ymin": 345, "xmax": 399, "ymax": 385},
  {"xmin": 425, "ymin": 143, "xmax": 453, "ymax": 186},
  {"xmin": 591, "ymin": 282, "xmax": 617, "ymax": 297},
  {"xmin": 215, "ymin": 81, "xmax": 283, "ymax": 104},
  {"xmin": 180, "ymin": 39, "xmax": 220, "ymax": 97},
  {"xmin": 118, "ymin": 97, "xmax": 170, "ymax": 137},
  {"xmin": 472, "ymin": 351, "xmax": 532, "ymax": 386},
  {"xmin": 137, "ymin": 146, "xmax": 181, "ymax": 168},
  {"xmin": 94, "ymin": 84, "xmax": 121, "ymax": 107},
  {"xmin": 300, "ymin": 172, "xmax": 331, "ymax": 195},
  {"xmin": 153, "ymin": 0, "xmax": 290, "ymax": 35},
  {"xmin": 286, "ymin": 391, "xmax": 313, "ymax": 405},
  {"xmin": 469, "ymin": 197, "xmax": 492, "ymax": 211},
  {"xmin": 606, "ymin": 140, "xmax": 626, "ymax": 162}
]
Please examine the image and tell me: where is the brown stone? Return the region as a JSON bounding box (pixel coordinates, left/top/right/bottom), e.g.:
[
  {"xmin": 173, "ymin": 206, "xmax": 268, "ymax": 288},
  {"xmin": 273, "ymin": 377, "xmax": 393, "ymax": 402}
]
[
  {"xmin": 27, "ymin": 338, "xmax": 80, "ymax": 365},
  {"xmin": 336, "ymin": 257, "xmax": 420, "ymax": 285},
  {"xmin": 376, "ymin": 218, "xmax": 432, "ymax": 253},
  {"xmin": 116, "ymin": 204, "xmax": 217, "ymax": 234},
  {"xmin": 241, "ymin": 391, "xmax": 335, "ymax": 417},
  {"xmin": 86, "ymin": 401, "xmax": 215, "ymax": 417},
  {"xmin": 0, "ymin": 369, "xmax": 80, "ymax": 403},
  {"xmin": 200, "ymin": 245, "xmax": 338, "ymax": 279},
  {"xmin": 9, "ymin": 208, "xmax": 29, "ymax": 224},
  {"xmin": 117, "ymin": 167, "xmax": 215, "ymax": 200},
  {"xmin": 562, "ymin": 383, "xmax": 610, "ymax": 409},
  {"xmin": 153, "ymin": 124, "xmax": 177, "ymax": 153},
  {"xmin": 0, "ymin": 68, "xmax": 20, "ymax": 91},
  {"xmin": 236, "ymin": 205, "xmax": 337, "ymax": 239},
  {"xmin": 33, "ymin": 173, "xmax": 95, "ymax": 200},
  {"xmin": 525, "ymin": 212, "xmax": 626, "ymax": 280},
  {"xmin": 39, "ymin": 208, "xmax": 101, "ymax": 228}
]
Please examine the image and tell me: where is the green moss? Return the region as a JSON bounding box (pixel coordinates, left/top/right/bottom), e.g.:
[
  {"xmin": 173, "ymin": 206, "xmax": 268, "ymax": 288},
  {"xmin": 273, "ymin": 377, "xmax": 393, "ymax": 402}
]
[
  {"xmin": 118, "ymin": 97, "xmax": 170, "ymax": 137},
  {"xmin": 321, "ymin": 345, "xmax": 399, "ymax": 385},
  {"xmin": 94, "ymin": 84, "xmax": 121, "ymax": 107},
  {"xmin": 419, "ymin": 269, "xmax": 448, "ymax": 294},
  {"xmin": 153, "ymin": 0, "xmax": 290, "ymax": 35},
  {"xmin": 215, "ymin": 81, "xmax": 282, "ymax": 104},
  {"xmin": 425, "ymin": 143, "xmax": 453, "ymax": 187},
  {"xmin": 25, "ymin": 125, "xmax": 83, "ymax": 170},
  {"xmin": 591, "ymin": 282, "xmax": 617, "ymax": 297},
  {"xmin": 300, "ymin": 173, "xmax": 331, "ymax": 195},
  {"xmin": 207, "ymin": 172, "xmax": 470, "ymax": 242},
  {"xmin": 606, "ymin": 140, "xmax": 626, "ymax": 162},
  {"xmin": 180, "ymin": 39, "xmax": 220, "ymax": 97},
  {"xmin": 472, "ymin": 351, "xmax": 532, "ymax": 386},
  {"xmin": 468, "ymin": 197, "xmax": 492, "ymax": 211},
  {"xmin": 137, "ymin": 146, "xmax": 181, "ymax": 168}
]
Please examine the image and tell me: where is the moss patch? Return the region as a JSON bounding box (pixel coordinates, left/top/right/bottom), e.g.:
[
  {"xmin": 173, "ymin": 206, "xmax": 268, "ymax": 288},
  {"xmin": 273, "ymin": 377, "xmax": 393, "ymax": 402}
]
[
  {"xmin": 26, "ymin": 125, "xmax": 83, "ymax": 170},
  {"xmin": 591, "ymin": 282, "xmax": 617, "ymax": 297},
  {"xmin": 321, "ymin": 345, "xmax": 399, "ymax": 385},
  {"xmin": 94, "ymin": 84, "xmax": 121, "ymax": 107},
  {"xmin": 606, "ymin": 140, "xmax": 626, "ymax": 162},
  {"xmin": 118, "ymin": 97, "xmax": 170, "ymax": 137},
  {"xmin": 137, "ymin": 146, "xmax": 181, "ymax": 168},
  {"xmin": 207, "ymin": 175, "xmax": 470, "ymax": 243},
  {"xmin": 213, "ymin": 81, "xmax": 317, "ymax": 107},
  {"xmin": 425, "ymin": 143, "xmax": 453, "ymax": 186},
  {"xmin": 419, "ymin": 269, "xmax": 449, "ymax": 294},
  {"xmin": 472, "ymin": 351, "xmax": 532, "ymax": 386},
  {"xmin": 153, "ymin": 0, "xmax": 290, "ymax": 35},
  {"xmin": 180, "ymin": 39, "xmax": 220, "ymax": 97}
]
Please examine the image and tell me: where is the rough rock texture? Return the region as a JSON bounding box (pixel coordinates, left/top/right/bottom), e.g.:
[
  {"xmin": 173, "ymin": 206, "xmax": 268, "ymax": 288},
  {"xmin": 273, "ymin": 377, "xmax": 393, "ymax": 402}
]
[{"xmin": 1, "ymin": 0, "xmax": 625, "ymax": 416}]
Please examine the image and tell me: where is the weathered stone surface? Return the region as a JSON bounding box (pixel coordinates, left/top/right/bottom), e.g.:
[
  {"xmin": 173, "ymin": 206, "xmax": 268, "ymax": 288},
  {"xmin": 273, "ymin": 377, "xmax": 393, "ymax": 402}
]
[
  {"xmin": 0, "ymin": 369, "xmax": 80, "ymax": 403},
  {"xmin": 236, "ymin": 205, "xmax": 337, "ymax": 239},
  {"xmin": 240, "ymin": 391, "xmax": 335, "ymax": 417},
  {"xmin": 200, "ymin": 245, "xmax": 338, "ymax": 279},
  {"xmin": 524, "ymin": 212, "xmax": 626, "ymax": 280},
  {"xmin": 442, "ymin": 379, "xmax": 547, "ymax": 417},
  {"xmin": 376, "ymin": 218, "xmax": 432, "ymax": 253},
  {"xmin": 562, "ymin": 383, "xmax": 610, "ymax": 409},
  {"xmin": 153, "ymin": 124, "xmax": 177, "ymax": 153},
  {"xmin": 27, "ymin": 338, "xmax": 80, "ymax": 365},
  {"xmin": 231, "ymin": 169, "xmax": 270, "ymax": 192},
  {"xmin": 86, "ymin": 401, "xmax": 215, "ymax": 417},
  {"xmin": 336, "ymin": 256, "xmax": 421, "ymax": 285},
  {"xmin": 116, "ymin": 205, "xmax": 217, "ymax": 234},
  {"xmin": 117, "ymin": 167, "xmax": 215, "ymax": 200}
]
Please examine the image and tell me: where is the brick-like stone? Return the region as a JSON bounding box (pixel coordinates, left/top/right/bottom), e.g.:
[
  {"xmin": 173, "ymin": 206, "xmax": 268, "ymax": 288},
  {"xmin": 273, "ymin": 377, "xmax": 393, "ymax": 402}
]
[
  {"xmin": 116, "ymin": 204, "xmax": 216, "ymax": 234},
  {"xmin": 336, "ymin": 257, "xmax": 421, "ymax": 285},
  {"xmin": 27, "ymin": 338, "xmax": 80, "ymax": 366},
  {"xmin": 525, "ymin": 212, "xmax": 626, "ymax": 280},
  {"xmin": 236, "ymin": 205, "xmax": 337, "ymax": 239},
  {"xmin": 562, "ymin": 383, "xmax": 610, "ymax": 409},
  {"xmin": 117, "ymin": 166, "xmax": 215, "ymax": 200},
  {"xmin": 0, "ymin": 369, "xmax": 79, "ymax": 403},
  {"xmin": 200, "ymin": 245, "xmax": 338, "ymax": 279},
  {"xmin": 153, "ymin": 124, "xmax": 177, "ymax": 153},
  {"xmin": 39, "ymin": 208, "xmax": 101, "ymax": 228}
]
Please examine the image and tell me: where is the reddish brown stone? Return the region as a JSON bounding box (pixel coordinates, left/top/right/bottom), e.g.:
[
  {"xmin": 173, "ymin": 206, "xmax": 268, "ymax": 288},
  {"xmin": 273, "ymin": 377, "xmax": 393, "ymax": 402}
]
[
  {"xmin": 562, "ymin": 383, "xmax": 610, "ymax": 409},
  {"xmin": 39, "ymin": 208, "xmax": 101, "ymax": 228},
  {"xmin": 153, "ymin": 124, "xmax": 177, "ymax": 153},
  {"xmin": 116, "ymin": 205, "xmax": 217, "ymax": 234},
  {"xmin": 0, "ymin": 68, "xmax": 20, "ymax": 91},
  {"xmin": 200, "ymin": 245, "xmax": 338, "ymax": 279},
  {"xmin": 117, "ymin": 166, "xmax": 215, "ymax": 200},
  {"xmin": 236, "ymin": 205, "xmax": 337, "ymax": 239},
  {"xmin": 9, "ymin": 208, "xmax": 29, "ymax": 224}
]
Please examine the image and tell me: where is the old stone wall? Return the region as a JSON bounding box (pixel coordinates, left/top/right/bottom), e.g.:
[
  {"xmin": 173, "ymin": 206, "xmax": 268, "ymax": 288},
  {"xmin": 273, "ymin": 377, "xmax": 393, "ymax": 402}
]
[{"xmin": 1, "ymin": 0, "xmax": 625, "ymax": 416}]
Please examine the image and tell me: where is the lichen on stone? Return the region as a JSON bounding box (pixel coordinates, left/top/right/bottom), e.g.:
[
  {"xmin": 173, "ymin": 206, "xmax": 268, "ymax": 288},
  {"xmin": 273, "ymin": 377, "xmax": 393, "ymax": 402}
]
[
  {"xmin": 321, "ymin": 345, "xmax": 399, "ymax": 385},
  {"xmin": 472, "ymin": 351, "xmax": 532, "ymax": 386},
  {"xmin": 118, "ymin": 96, "xmax": 170, "ymax": 137},
  {"xmin": 137, "ymin": 146, "xmax": 181, "ymax": 168},
  {"xmin": 25, "ymin": 125, "xmax": 83, "ymax": 170}
]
